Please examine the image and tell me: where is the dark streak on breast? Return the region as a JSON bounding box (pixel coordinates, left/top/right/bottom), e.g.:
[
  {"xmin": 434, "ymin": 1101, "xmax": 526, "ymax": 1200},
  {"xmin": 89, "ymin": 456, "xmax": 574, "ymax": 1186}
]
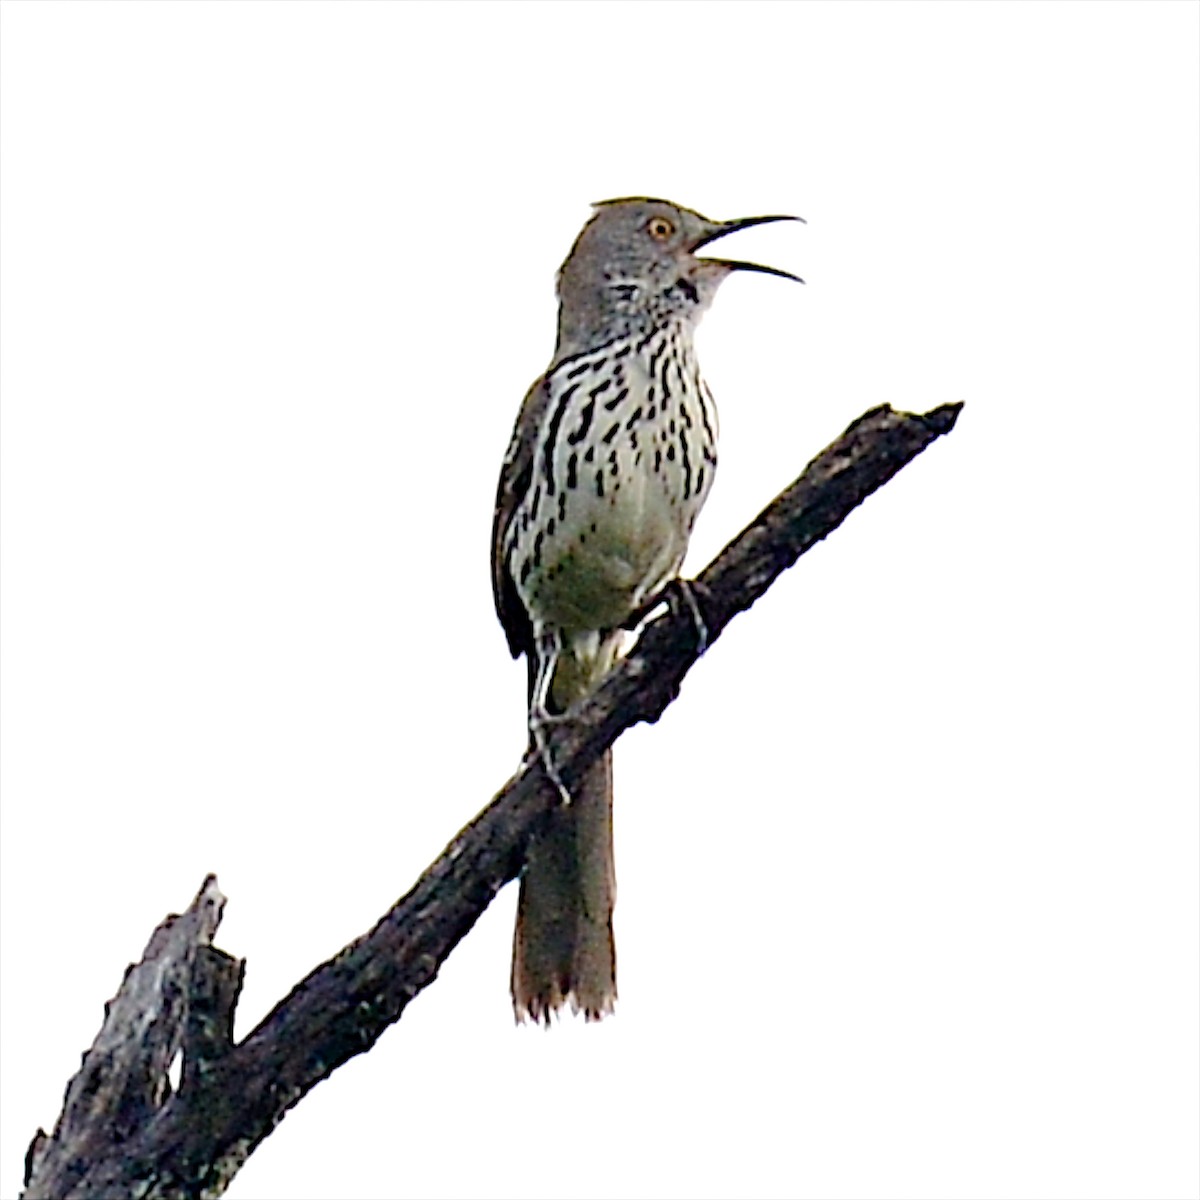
[
  {"xmin": 541, "ymin": 386, "xmax": 575, "ymax": 490},
  {"xmin": 567, "ymin": 396, "xmax": 595, "ymax": 446}
]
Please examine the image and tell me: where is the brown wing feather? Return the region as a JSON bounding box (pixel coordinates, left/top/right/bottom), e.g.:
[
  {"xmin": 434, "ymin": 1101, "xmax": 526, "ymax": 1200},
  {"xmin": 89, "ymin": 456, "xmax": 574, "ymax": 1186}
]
[{"xmin": 491, "ymin": 374, "xmax": 552, "ymax": 661}]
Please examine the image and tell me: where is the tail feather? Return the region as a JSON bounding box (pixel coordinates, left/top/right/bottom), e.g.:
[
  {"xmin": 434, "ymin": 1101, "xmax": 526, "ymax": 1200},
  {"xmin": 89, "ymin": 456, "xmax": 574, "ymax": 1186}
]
[
  {"xmin": 512, "ymin": 630, "xmax": 620, "ymax": 1023},
  {"xmin": 512, "ymin": 748, "xmax": 615, "ymax": 1023}
]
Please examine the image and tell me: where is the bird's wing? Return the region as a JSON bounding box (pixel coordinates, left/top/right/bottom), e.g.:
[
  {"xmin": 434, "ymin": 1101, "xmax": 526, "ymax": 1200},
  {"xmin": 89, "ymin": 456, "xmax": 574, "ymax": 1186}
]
[{"xmin": 491, "ymin": 374, "xmax": 552, "ymax": 660}]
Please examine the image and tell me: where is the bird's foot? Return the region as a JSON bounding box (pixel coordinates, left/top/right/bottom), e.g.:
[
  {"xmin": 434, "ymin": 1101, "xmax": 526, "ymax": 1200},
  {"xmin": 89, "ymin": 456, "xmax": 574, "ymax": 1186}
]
[
  {"xmin": 528, "ymin": 707, "xmax": 572, "ymax": 806},
  {"xmin": 663, "ymin": 578, "xmax": 711, "ymax": 656},
  {"xmin": 623, "ymin": 578, "xmax": 712, "ymax": 655}
]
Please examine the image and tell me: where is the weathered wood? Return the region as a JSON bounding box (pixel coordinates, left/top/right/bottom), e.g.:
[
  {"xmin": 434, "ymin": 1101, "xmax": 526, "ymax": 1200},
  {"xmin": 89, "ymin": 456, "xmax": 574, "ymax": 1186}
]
[{"xmin": 22, "ymin": 401, "xmax": 962, "ymax": 1200}]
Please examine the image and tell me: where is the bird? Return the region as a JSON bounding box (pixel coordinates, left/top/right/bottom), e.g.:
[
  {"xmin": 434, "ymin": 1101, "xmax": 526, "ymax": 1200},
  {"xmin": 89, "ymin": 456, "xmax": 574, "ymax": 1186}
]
[{"xmin": 491, "ymin": 197, "xmax": 801, "ymax": 1024}]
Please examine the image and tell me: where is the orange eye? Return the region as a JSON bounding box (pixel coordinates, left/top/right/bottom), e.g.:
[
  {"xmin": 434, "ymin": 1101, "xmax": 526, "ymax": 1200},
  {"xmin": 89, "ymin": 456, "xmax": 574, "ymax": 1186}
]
[{"xmin": 646, "ymin": 216, "xmax": 675, "ymax": 241}]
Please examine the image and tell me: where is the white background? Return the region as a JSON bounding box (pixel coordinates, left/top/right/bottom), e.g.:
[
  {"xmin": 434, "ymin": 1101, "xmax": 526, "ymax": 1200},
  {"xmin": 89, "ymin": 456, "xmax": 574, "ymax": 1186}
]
[{"xmin": 1, "ymin": 3, "xmax": 1197, "ymax": 1198}]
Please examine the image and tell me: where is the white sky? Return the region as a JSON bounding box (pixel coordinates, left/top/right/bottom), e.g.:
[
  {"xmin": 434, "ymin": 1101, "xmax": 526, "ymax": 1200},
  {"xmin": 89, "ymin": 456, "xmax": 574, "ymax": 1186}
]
[{"xmin": 1, "ymin": 3, "xmax": 1197, "ymax": 1198}]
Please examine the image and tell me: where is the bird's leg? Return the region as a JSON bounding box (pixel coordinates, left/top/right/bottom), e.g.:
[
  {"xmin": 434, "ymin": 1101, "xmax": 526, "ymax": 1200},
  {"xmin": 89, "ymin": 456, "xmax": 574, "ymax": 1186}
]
[
  {"xmin": 529, "ymin": 627, "xmax": 558, "ymax": 719},
  {"xmin": 663, "ymin": 577, "xmax": 711, "ymax": 656},
  {"xmin": 528, "ymin": 629, "xmax": 572, "ymax": 806},
  {"xmin": 622, "ymin": 578, "xmax": 711, "ymax": 655},
  {"xmin": 529, "ymin": 716, "xmax": 572, "ymax": 807}
]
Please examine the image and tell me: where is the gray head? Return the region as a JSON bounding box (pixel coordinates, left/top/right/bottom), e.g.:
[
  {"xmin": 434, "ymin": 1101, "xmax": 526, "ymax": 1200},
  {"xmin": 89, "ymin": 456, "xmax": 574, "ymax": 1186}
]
[{"xmin": 553, "ymin": 197, "xmax": 801, "ymax": 362}]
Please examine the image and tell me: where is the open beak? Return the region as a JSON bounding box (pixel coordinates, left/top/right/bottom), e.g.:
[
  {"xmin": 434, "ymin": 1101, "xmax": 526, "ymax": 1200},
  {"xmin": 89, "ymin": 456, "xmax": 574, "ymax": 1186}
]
[{"xmin": 691, "ymin": 214, "xmax": 805, "ymax": 283}]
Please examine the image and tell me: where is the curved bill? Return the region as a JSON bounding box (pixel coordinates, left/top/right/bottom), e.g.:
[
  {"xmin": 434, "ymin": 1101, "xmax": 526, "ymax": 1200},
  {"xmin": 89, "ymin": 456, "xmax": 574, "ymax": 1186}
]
[{"xmin": 691, "ymin": 214, "xmax": 805, "ymax": 283}]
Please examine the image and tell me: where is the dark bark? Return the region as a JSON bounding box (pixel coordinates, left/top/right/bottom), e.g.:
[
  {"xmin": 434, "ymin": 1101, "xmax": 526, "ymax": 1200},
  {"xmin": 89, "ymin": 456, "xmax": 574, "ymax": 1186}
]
[{"xmin": 22, "ymin": 401, "xmax": 963, "ymax": 1200}]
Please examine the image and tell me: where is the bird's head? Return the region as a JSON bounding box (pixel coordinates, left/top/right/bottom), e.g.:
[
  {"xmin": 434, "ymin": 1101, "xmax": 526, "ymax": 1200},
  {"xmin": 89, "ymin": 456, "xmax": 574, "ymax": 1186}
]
[{"xmin": 554, "ymin": 197, "xmax": 802, "ymax": 359}]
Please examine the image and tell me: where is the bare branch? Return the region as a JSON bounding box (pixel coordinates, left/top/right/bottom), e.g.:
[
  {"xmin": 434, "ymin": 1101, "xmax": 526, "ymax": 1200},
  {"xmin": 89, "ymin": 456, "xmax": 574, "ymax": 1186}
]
[
  {"xmin": 22, "ymin": 401, "xmax": 962, "ymax": 1200},
  {"xmin": 24, "ymin": 877, "xmax": 228, "ymax": 1199}
]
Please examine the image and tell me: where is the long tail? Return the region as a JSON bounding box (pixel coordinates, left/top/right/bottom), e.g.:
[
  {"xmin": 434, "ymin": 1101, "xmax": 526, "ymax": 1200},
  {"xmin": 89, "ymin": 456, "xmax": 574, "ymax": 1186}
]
[{"xmin": 512, "ymin": 631, "xmax": 620, "ymax": 1024}]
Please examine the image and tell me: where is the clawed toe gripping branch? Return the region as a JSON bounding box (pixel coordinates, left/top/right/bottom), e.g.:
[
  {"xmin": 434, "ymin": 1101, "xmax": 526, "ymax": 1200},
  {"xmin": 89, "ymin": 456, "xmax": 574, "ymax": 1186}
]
[
  {"xmin": 527, "ymin": 709, "xmax": 573, "ymax": 806},
  {"xmin": 22, "ymin": 401, "xmax": 962, "ymax": 1200},
  {"xmin": 663, "ymin": 577, "xmax": 712, "ymax": 657}
]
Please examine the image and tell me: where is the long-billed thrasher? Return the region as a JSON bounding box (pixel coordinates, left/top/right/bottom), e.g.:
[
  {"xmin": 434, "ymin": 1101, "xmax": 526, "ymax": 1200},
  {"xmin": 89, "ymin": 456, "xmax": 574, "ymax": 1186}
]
[{"xmin": 491, "ymin": 197, "xmax": 801, "ymax": 1023}]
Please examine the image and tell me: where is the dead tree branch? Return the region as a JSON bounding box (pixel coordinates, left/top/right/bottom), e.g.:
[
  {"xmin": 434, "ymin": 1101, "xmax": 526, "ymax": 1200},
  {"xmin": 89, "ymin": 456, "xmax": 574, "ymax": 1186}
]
[{"xmin": 22, "ymin": 401, "xmax": 963, "ymax": 1200}]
